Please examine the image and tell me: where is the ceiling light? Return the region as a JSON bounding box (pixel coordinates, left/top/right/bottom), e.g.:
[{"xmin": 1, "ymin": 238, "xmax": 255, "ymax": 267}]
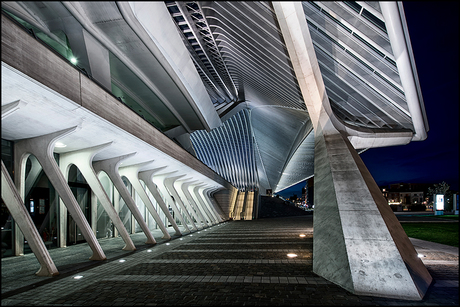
[
  {"xmin": 287, "ymin": 253, "xmax": 298, "ymax": 258},
  {"xmin": 299, "ymin": 234, "xmax": 306, "ymax": 237},
  {"xmin": 55, "ymin": 142, "xmax": 66, "ymax": 148},
  {"xmin": 70, "ymin": 57, "xmax": 77, "ymax": 64},
  {"xmin": 73, "ymin": 275, "xmax": 83, "ymax": 279},
  {"xmin": 119, "ymin": 259, "xmax": 126, "ymax": 263}
]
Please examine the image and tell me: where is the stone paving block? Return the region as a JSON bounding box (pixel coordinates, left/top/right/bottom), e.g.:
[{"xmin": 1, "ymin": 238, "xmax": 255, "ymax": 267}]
[{"xmin": 1, "ymin": 216, "xmax": 458, "ymax": 306}]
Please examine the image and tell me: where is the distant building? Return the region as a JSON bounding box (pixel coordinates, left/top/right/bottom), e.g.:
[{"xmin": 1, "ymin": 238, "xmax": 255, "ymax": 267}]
[{"xmin": 381, "ymin": 183, "xmax": 432, "ymax": 211}]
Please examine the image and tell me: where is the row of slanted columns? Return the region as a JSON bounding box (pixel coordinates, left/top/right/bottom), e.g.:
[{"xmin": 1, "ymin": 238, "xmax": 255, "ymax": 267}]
[{"xmin": 1, "ymin": 125, "xmax": 225, "ymax": 277}]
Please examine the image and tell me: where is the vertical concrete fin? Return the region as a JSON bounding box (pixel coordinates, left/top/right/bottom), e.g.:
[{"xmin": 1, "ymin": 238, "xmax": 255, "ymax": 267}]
[{"xmin": 1, "ymin": 160, "xmax": 59, "ymax": 276}]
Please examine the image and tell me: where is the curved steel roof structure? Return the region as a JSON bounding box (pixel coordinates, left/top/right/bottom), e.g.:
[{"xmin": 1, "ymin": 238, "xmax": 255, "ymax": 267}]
[{"xmin": 1, "ymin": 1, "xmax": 428, "ymax": 194}]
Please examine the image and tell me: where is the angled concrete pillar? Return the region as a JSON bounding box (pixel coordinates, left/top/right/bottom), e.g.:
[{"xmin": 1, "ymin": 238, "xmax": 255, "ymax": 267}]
[
  {"xmin": 199, "ymin": 186, "xmax": 221, "ymax": 223},
  {"xmin": 1, "ymin": 160, "xmax": 59, "ymax": 276},
  {"xmin": 205, "ymin": 188, "xmax": 226, "ymax": 221},
  {"xmin": 193, "ymin": 184, "xmax": 217, "ymax": 225},
  {"xmin": 2, "ymin": 99, "xmax": 27, "ymax": 119},
  {"xmin": 58, "ymin": 143, "xmax": 136, "ymax": 251},
  {"xmin": 138, "ymin": 168, "xmax": 184, "ymax": 235},
  {"xmin": 164, "ymin": 175, "xmax": 198, "ymax": 231},
  {"xmin": 150, "ymin": 170, "xmax": 192, "ymax": 233},
  {"xmin": 24, "ymin": 155, "xmax": 43, "ymax": 197},
  {"xmin": 118, "ymin": 162, "xmax": 172, "ymax": 239},
  {"xmin": 274, "ymin": 2, "xmax": 432, "ymax": 300},
  {"xmin": 180, "ymin": 180, "xmax": 209, "ymax": 228},
  {"xmin": 14, "ymin": 127, "xmax": 106, "ymax": 260},
  {"xmin": 93, "ymin": 153, "xmax": 156, "ymax": 244},
  {"xmin": 175, "ymin": 178, "xmax": 206, "ymax": 229}
]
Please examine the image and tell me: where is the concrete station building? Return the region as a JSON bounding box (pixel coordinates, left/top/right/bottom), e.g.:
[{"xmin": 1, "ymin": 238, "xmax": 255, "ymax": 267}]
[{"xmin": 2, "ymin": 1, "xmax": 431, "ymax": 300}]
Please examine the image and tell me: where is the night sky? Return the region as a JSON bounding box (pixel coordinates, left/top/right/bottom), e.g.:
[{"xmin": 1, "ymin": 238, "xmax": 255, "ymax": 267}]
[{"xmin": 279, "ymin": 1, "xmax": 459, "ymax": 198}]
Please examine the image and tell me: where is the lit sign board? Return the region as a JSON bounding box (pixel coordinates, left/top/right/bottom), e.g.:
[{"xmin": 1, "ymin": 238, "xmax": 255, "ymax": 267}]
[{"xmin": 435, "ymin": 194, "xmax": 444, "ymax": 211}]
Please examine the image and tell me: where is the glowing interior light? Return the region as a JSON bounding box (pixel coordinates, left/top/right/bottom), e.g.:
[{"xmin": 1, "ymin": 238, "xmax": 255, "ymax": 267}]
[
  {"xmin": 147, "ymin": 249, "xmax": 152, "ymax": 252},
  {"xmin": 417, "ymin": 254, "xmax": 425, "ymax": 258},
  {"xmin": 70, "ymin": 57, "xmax": 77, "ymax": 64},
  {"xmin": 55, "ymin": 142, "xmax": 66, "ymax": 148},
  {"xmin": 287, "ymin": 253, "xmax": 298, "ymax": 258},
  {"xmin": 74, "ymin": 275, "xmax": 83, "ymax": 279},
  {"xmin": 119, "ymin": 259, "xmax": 126, "ymax": 263},
  {"xmin": 179, "ymin": 238, "xmax": 183, "ymax": 240},
  {"xmin": 166, "ymin": 243, "xmax": 170, "ymax": 245},
  {"xmin": 299, "ymin": 234, "xmax": 306, "ymax": 237}
]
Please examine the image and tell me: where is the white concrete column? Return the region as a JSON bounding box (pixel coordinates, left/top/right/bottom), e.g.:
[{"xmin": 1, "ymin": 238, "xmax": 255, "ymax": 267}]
[
  {"xmin": 180, "ymin": 180, "xmax": 209, "ymax": 228},
  {"xmin": 150, "ymin": 170, "xmax": 192, "ymax": 233},
  {"xmin": 193, "ymin": 184, "xmax": 217, "ymax": 225},
  {"xmin": 13, "ymin": 127, "xmax": 106, "ymax": 260},
  {"xmin": 93, "ymin": 153, "xmax": 156, "ymax": 244},
  {"xmin": 118, "ymin": 162, "xmax": 172, "ymax": 239},
  {"xmin": 205, "ymin": 188, "xmax": 226, "ymax": 221},
  {"xmin": 1, "ymin": 160, "xmax": 59, "ymax": 276},
  {"xmin": 138, "ymin": 168, "xmax": 184, "ymax": 235},
  {"xmin": 164, "ymin": 175, "xmax": 198, "ymax": 231},
  {"xmin": 174, "ymin": 178, "xmax": 206, "ymax": 230},
  {"xmin": 273, "ymin": 2, "xmax": 432, "ymax": 300},
  {"xmin": 24, "ymin": 155, "xmax": 43, "ymax": 197},
  {"xmin": 198, "ymin": 186, "xmax": 221, "ymax": 223},
  {"xmin": 58, "ymin": 143, "xmax": 136, "ymax": 251}
]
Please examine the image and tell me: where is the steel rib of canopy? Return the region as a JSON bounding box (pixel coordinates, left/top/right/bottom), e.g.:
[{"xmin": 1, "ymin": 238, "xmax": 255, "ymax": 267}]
[{"xmin": 190, "ymin": 109, "xmax": 256, "ymax": 191}]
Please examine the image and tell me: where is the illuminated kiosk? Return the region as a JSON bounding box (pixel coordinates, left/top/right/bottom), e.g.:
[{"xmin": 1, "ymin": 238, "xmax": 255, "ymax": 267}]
[
  {"xmin": 2, "ymin": 1, "xmax": 431, "ymax": 301},
  {"xmin": 435, "ymin": 194, "xmax": 445, "ymax": 216}
]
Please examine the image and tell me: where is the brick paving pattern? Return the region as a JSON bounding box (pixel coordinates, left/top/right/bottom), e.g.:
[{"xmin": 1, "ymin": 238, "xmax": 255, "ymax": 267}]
[{"xmin": 1, "ymin": 215, "xmax": 458, "ymax": 306}]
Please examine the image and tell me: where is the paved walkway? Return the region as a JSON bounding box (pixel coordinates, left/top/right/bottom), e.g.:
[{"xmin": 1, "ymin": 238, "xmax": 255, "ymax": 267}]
[{"xmin": 1, "ymin": 215, "xmax": 458, "ymax": 306}]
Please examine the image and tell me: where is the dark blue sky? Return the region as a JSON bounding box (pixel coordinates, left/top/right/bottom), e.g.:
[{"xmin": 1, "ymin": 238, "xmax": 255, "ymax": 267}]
[{"xmin": 279, "ymin": 1, "xmax": 459, "ymax": 198}]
